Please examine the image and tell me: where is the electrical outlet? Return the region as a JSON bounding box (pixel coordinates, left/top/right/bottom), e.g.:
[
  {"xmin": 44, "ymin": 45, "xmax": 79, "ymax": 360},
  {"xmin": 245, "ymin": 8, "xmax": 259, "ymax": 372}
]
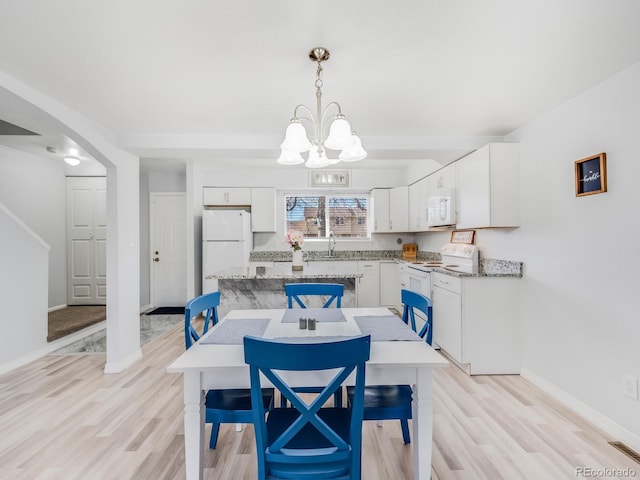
[{"xmin": 622, "ymin": 375, "xmax": 639, "ymax": 400}]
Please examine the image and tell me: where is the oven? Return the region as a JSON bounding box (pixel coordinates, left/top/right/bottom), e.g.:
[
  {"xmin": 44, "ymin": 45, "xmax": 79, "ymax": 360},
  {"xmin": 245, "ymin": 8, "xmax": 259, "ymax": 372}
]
[
  {"xmin": 408, "ymin": 265, "xmax": 431, "ymax": 298},
  {"xmin": 405, "ymin": 262, "xmax": 433, "ymax": 334}
]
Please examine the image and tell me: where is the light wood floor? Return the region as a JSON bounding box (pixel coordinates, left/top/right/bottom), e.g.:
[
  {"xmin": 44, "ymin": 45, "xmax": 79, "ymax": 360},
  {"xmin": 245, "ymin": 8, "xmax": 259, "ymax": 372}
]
[{"xmin": 0, "ymin": 323, "xmax": 636, "ymax": 480}]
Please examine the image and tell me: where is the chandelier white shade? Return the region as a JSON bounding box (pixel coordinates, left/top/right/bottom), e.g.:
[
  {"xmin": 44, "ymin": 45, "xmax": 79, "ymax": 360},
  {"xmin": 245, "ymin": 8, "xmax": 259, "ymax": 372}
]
[{"xmin": 277, "ymin": 47, "xmax": 366, "ymax": 168}]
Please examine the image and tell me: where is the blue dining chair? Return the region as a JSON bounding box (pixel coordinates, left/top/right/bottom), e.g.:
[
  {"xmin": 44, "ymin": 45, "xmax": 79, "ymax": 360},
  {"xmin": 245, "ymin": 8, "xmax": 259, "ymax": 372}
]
[
  {"xmin": 285, "ymin": 282, "xmax": 344, "ymax": 308},
  {"xmin": 346, "ymin": 289, "xmax": 433, "ymax": 444},
  {"xmin": 283, "ymin": 282, "xmax": 345, "ymax": 407},
  {"xmin": 184, "ymin": 292, "xmax": 275, "ymax": 449},
  {"xmin": 401, "ymin": 288, "xmax": 433, "ymax": 345},
  {"xmin": 244, "ymin": 335, "xmax": 371, "ymax": 480}
]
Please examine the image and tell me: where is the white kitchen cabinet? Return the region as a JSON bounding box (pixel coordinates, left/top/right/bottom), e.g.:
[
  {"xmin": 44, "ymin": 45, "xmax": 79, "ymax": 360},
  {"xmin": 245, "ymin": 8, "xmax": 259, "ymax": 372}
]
[
  {"xmin": 456, "ymin": 143, "xmax": 520, "ymax": 229},
  {"xmin": 389, "ymin": 186, "xmax": 409, "ymax": 232},
  {"xmin": 356, "ymin": 261, "xmax": 380, "ymax": 307},
  {"xmin": 431, "ymin": 271, "xmax": 520, "ymax": 374},
  {"xmin": 427, "ymin": 162, "xmax": 456, "ymax": 196},
  {"xmin": 371, "ymin": 188, "xmax": 390, "ymax": 232},
  {"xmin": 371, "ymin": 187, "xmax": 408, "ymax": 233},
  {"xmin": 203, "ymin": 187, "xmax": 251, "ymax": 206},
  {"xmin": 250, "ymin": 188, "xmax": 276, "ymax": 232},
  {"xmin": 408, "ymin": 177, "xmax": 429, "ymax": 232},
  {"xmin": 379, "ymin": 261, "xmax": 401, "ymax": 309}
]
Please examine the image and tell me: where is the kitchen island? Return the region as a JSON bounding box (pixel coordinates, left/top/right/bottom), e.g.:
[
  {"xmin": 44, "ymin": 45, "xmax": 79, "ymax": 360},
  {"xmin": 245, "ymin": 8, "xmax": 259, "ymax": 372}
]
[{"xmin": 205, "ymin": 262, "xmax": 362, "ymax": 317}]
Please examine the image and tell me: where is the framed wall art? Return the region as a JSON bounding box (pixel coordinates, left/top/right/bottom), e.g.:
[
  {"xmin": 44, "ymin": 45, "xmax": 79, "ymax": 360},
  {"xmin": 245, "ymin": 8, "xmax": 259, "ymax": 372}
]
[
  {"xmin": 450, "ymin": 229, "xmax": 475, "ymax": 244},
  {"xmin": 575, "ymin": 153, "xmax": 607, "ymax": 197}
]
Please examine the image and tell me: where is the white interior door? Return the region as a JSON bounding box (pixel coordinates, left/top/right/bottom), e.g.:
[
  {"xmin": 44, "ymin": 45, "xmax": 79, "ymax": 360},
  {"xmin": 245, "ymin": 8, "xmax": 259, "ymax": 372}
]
[
  {"xmin": 67, "ymin": 176, "xmax": 107, "ymax": 305},
  {"xmin": 150, "ymin": 193, "xmax": 187, "ymax": 307}
]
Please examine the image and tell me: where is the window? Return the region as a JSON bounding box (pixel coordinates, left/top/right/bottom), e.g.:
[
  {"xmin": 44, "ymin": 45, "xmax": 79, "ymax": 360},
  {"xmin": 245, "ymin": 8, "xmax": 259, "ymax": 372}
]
[{"xmin": 285, "ymin": 194, "xmax": 369, "ymax": 239}]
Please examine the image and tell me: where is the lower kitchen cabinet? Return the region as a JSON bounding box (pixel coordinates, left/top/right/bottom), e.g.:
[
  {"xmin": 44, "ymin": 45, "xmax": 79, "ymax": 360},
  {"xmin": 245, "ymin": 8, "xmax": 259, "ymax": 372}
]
[
  {"xmin": 356, "ymin": 261, "xmax": 380, "ymax": 307},
  {"xmin": 431, "ymin": 271, "xmax": 520, "ymax": 374},
  {"xmin": 379, "ymin": 261, "xmax": 401, "ymax": 310}
]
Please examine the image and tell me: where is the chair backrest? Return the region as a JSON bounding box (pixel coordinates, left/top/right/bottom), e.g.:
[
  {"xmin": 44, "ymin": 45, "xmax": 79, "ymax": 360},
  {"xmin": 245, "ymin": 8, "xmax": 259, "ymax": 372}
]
[
  {"xmin": 401, "ymin": 288, "xmax": 433, "ymax": 345},
  {"xmin": 184, "ymin": 291, "xmax": 220, "ymax": 349},
  {"xmin": 244, "ymin": 335, "xmax": 371, "ymax": 480},
  {"xmin": 285, "ymin": 282, "xmax": 344, "ymax": 308}
]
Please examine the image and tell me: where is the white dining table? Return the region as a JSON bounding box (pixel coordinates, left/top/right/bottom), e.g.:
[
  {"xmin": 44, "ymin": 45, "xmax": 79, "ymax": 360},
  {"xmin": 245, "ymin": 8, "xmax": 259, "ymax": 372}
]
[{"xmin": 167, "ymin": 307, "xmax": 449, "ymax": 480}]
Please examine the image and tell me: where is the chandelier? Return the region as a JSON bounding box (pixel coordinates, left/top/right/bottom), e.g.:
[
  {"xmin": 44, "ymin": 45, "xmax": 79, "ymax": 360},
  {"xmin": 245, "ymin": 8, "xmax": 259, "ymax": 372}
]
[{"xmin": 277, "ymin": 47, "xmax": 367, "ymax": 168}]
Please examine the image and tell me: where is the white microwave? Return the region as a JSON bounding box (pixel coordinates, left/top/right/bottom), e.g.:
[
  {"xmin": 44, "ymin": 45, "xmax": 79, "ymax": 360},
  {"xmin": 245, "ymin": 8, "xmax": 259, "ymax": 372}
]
[{"xmin": 427, "ymin": 190, "xmax": 456, "ymax": 227}]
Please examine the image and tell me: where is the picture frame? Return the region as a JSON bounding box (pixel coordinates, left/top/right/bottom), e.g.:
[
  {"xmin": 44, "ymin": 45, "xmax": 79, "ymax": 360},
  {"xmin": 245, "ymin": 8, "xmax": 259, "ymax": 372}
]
[
  {"xmin": 308, "ymin": 169, "xmax": 350, "ymax": 187},
  {"xmin": 450, "ymin": 229, "xmax": 475, "ymax": 245},
  {"xmin": 575, "ymin": 153, "xmax": 607, "ymax": 197}
]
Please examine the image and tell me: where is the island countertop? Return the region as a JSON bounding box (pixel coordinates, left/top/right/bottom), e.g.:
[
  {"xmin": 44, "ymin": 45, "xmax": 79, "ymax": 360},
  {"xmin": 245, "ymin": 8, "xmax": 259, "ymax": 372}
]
[{"xmin": 205, "ymin": 262, "xmax": 363, "ymax": 280}]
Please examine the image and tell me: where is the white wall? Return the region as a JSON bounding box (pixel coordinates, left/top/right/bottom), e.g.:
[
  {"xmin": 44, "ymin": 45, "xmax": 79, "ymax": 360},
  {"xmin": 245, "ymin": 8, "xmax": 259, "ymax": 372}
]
[
  {"xmin": 419, "ymin": 63, "xmax": 640, "ymax": 447},
  {"xmin": 0, "ymin": 145, "xmax": 67, "ymax": 308},
  {"xmin": 0, "ymin": 204, "xmax": 49, "ymax": 370}
]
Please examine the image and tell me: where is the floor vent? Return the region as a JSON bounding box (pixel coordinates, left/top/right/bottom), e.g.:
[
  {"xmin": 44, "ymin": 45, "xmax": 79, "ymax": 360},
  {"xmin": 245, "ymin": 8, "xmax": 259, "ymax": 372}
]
[{"xmin": 608, "ymin": 441, "xmax": 640, "ymax": 464}]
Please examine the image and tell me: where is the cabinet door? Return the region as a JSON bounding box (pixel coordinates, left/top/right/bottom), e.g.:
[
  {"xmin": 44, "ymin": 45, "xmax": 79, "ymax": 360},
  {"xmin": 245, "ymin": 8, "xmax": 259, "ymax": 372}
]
[
  {"xmin": 226, "ymin": 188, "xmax": 251, "ymax": 205},
  {"xmin": 357, "ymin": 261, "xmax": 380, "ymax": 307},
  {"xmin": 203, "ymin": 187, "xmax": 227, "ymax": 205},
  {"xmin": 379, "ymin": 262, "xmax": 400, "ymax": 308},
  {"xmin": 432, "ymin": 285, "xmax": 462, "ymax": 362},
  {"xmin": 427, "ymin": 162, "xmax": 456, "ymax": 195},
  {"xmin": 371, "ymin": 189, "xmax": 390, "ymax": 232},
  {"xmin": 409, "ymin": 177, "xmax": 428, "ymax": 232},
  {"xmin": 456, "ymin": 143, "xmax": 520, "ymax": 228},
  {"xmin": 203, "ymin": 187, "xmax": 251, "ymax": 206},
  {"xmin": 389, "ymin": 186, "xmax": 409, "ymax": 232},
  {"xmin": 456, "ymin": 146, "xmax": 491, "ymax": 228},
  {"xmin": 251, "ymin": 188, "xmax": 276, "ymax": 232}
]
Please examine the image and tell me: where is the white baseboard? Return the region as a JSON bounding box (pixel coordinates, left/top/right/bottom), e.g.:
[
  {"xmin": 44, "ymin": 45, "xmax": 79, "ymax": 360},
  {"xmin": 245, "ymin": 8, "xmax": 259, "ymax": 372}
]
[
  {"xmin": 48, "ymin": 304, "xmax": 67, "ymax": 313},
  {"xmin": 521, "ymin": 367, "xmax": 640, "ymax": 453},
  {"xmin": 104, "ymin": 349, "xmax": 142, "ymax": 374},
  {"xmin": 0, "ymin": 321, "xmax": 106, "ymax": 375}
]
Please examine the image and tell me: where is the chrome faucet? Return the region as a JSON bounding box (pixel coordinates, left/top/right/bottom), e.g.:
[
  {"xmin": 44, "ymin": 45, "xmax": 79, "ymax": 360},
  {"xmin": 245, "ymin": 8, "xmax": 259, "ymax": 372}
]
[{"xmin": 328, "ymin": 231, "xmax": 336, "ymax": 257}]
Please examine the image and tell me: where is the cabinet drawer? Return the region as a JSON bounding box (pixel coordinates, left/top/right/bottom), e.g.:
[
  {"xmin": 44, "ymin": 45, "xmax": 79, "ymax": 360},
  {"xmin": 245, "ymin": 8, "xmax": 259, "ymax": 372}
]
[
  {"xmin": 432, "ymin": 272, "xmax": 462, "ymax": 294},
  {"xmin": 357, "ymin": 261, "xmax": 379, "ymax": 271}
]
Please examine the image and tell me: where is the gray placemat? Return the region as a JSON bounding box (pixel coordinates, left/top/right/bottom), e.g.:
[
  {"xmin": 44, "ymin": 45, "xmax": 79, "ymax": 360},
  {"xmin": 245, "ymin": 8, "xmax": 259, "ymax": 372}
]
[
  {"xmin": 281, "ymin": 308, "xmax": 346, "ymax": 323},
  {"xmin": 354, "ymin": 315, "xmax": 423, "ymax": 341},
  {"xmin": 200, "ymin": 318, "xmax": 271, "ymax": 344}
]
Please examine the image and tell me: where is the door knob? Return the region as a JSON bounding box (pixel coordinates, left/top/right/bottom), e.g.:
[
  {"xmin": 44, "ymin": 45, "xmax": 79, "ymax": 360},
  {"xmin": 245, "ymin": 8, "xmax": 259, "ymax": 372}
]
[{"xmin": 153, "ymin": 257, "xmax": 160, "ymax": 262}]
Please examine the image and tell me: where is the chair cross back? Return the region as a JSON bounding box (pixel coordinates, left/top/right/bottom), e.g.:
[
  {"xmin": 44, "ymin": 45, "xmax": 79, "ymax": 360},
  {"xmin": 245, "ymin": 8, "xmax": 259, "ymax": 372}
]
[
  {"xmin": 401, "ymin": 288, "xmax": 433, "ymax": 345},
  {"xmin": 184, "ymin": 291, "xmax": 220, "ymax": 349},
  {"xmin": 244, "ymin": 335, "xmax": 371, "ymax": 480},
  {"xmin": 285, "ymin": 282, "xmax": 344, "ymax": 308}
]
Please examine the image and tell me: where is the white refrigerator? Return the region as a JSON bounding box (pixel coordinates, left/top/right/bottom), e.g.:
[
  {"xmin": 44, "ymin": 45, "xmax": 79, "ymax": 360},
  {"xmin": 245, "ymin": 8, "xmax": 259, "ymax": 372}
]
[{"xmin": 202, "ymin": 209, "xmax": 252, "ymax": 294}]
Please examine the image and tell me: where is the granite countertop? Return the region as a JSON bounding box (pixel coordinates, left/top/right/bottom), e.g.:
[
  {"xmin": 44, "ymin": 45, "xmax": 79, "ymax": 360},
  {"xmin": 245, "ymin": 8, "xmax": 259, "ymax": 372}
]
[
  {"xmin": 205, "ymin": 262, "xmax": 364, "ymax": 280},
  {"xmin": 400, "ymin": 258, "xmax": 523, "ymax": 278},
  {"xmin": 249, "ymin": 250, "xmax": 405, "ymax": 263},
  {"xmin": 250, "ymin": 250, "xmax": 523, "ymax": 278}
]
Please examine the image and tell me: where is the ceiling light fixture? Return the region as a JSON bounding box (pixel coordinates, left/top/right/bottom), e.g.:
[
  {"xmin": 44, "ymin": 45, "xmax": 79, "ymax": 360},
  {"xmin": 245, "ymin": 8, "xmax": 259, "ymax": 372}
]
[
  {"xmin": 64, "ymin": 156, "xmax": 81, "ymax": 166},
  {"xmin": 277, "ymin": 47, "xmax": 367, "ymax": 169}
]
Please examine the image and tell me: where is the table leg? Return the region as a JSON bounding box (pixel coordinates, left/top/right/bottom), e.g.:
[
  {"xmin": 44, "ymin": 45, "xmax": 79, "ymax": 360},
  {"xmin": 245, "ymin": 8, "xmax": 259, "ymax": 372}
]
[
  {"xmin": 412, "ymin": 367, "xmax": 434, "ymax": 480},
  {"xmin": 184, "ymin": 372, "xmax": 205, "ymax": 480}
]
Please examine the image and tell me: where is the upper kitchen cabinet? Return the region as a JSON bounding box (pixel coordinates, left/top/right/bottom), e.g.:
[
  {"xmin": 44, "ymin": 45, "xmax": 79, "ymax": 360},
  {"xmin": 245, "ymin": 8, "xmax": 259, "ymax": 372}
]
[
  {"xmin": 371, "ymin": 187, "xmax": 409, "ymax": 233},
  {"xmin": 250, "ymin": 188, "xmax": 277, "ymax": 232},
  {"xmin": 203, "ymin": 187, "xmax": 251, "ymax": 206},
  {"xmin": 371, "ymin": 188, "xmax": 390, "ymax": 232},
  {"xmin": 427, "ymin": 162, "xmax": 456, "ymax": 196},
  {"xmin": 389, "ymin": 186, "xmax": 409, "ymax": 232},
  {"xmin": 408, "ymin": 177, "xmax": 429, "ymax": 232},
  {"xmin": 456, "ymin": 143, "xmax": 520, "ymax": 229}
]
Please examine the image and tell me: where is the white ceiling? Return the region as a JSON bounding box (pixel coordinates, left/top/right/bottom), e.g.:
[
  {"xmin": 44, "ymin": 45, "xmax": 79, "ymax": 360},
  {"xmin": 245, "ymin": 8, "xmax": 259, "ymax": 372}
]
[{"xmin": 1, "ymin": 0, "xmax": 639, "ymax": 172}]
